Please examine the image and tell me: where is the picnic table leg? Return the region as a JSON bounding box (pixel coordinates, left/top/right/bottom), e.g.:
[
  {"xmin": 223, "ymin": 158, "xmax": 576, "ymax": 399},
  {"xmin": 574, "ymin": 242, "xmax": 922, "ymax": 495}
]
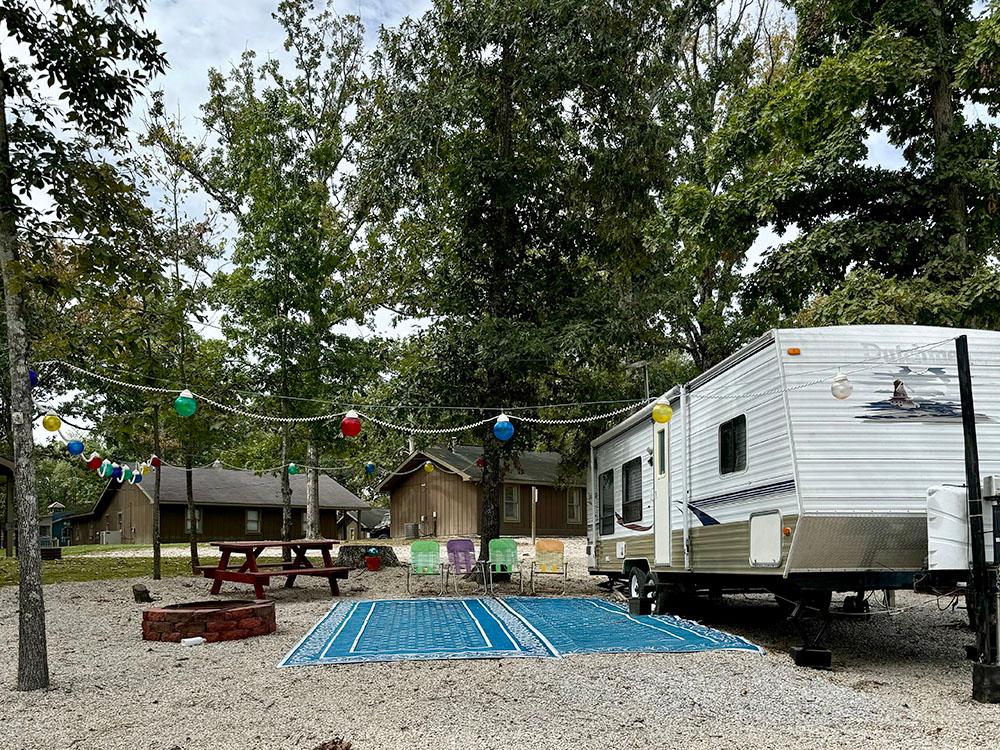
[
  {"xmin": 284, "ymin": 544, "xmax": 308, "ymax": 588},
  {"xmin": 210, "ymin": 550, "xmax": 231, "ymax": 595},
  {"xmin": 317, "ymin": 546, "xmax": 339, "ymax": 594},
  {"xmin": 246, "ymin": 548, "xmax": 268, "ymax": 598}
]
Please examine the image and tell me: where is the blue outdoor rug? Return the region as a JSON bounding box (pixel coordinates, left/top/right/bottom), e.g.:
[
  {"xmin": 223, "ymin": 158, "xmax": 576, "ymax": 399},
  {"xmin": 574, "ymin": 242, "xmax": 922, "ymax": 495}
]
[{"xmin": 279, "ymin": 596, "xmax": 761, "ymax": 667}]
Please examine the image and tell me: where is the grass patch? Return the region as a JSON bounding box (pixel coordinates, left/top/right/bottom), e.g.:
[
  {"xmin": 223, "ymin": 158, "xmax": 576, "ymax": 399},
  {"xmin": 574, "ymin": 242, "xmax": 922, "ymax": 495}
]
[
  {"xmin": 0, "ymin": 555, "xmax": 218, "ymax": 587},
  {"xmin": 0, "ymin": 555, "xmax": 321, "ymax": 587}
]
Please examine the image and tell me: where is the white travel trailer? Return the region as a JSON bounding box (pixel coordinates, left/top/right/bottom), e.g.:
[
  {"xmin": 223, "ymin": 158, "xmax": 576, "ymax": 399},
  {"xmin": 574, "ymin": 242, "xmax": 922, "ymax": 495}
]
[{"xmin": 588, "ymin": 325, "xmax": 1000, "ymax": 613}]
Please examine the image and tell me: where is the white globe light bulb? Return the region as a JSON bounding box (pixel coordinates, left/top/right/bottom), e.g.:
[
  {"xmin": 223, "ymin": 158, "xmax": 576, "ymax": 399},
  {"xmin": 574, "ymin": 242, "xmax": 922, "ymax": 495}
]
[{"xmin": 831, "ymin": 371, "xmax": 853, "ymax": 400}]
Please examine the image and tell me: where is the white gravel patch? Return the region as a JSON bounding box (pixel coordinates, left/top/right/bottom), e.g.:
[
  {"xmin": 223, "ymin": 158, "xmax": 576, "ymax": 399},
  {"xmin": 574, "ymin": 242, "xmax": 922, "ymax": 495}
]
[{"xmin": 3, "ymin": 539, "xmax": 1000, "ymax": 749}]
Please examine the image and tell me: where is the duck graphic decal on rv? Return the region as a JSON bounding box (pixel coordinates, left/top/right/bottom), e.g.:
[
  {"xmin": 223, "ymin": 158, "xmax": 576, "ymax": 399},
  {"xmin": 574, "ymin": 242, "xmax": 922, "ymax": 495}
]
[{"xmin": 857, "ymin": 367, "xmax": 993, "ymax": 423}]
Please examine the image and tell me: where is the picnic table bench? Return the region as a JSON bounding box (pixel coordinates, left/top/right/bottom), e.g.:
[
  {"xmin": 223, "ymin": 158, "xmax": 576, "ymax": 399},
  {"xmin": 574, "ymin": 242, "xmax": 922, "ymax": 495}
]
[{"xmin": 200, "ymin": 540, "xmax": 348, "ymax": 599}]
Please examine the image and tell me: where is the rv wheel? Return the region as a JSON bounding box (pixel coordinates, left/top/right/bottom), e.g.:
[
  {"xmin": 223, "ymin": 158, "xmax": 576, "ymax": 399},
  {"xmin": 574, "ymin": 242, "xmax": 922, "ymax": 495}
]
[{"xmin": 628, "ymin": 567, "xmax": 649, "ymax": 600}]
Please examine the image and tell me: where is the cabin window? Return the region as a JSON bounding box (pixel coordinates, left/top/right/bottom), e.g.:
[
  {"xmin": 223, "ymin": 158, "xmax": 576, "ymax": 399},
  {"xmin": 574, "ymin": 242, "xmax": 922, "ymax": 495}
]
[
  {"xmin": 245, "ymin": 509, "xmax": 260, "ymax": 534},
  {"xmin": 185, "ymin": 507, "xmax": 203, "ymax": 534},
  {"xmin": 567, "ymin": 488, "xmax": 583, "ymax": 525},
  {"xmin": 656, "ymin": 428, "xmax": 667, "ymax": 478},
  {"xmin": 719, "ymin": 414, "xmax": 747, "ymax": 474},
  {"xmin": 599, "ymin": 470, "xmax": 615, "ymax": 534},
  {"xmin": 621, "ymin": 458, "xmax": 643, "ymax": 523},
  {"xmin": 503, "ymin": 485, "xmax": 521, "ymax": 523}
]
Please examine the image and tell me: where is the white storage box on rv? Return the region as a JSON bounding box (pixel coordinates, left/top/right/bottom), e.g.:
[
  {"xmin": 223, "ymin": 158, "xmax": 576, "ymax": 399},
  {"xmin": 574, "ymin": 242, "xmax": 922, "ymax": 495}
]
[{"xmin": 926, "ymin": 485, "xmax": 994, "ymax": 570}]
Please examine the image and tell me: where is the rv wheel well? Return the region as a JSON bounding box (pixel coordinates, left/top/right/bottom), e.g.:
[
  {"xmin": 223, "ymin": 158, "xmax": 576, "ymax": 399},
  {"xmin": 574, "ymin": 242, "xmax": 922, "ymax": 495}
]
[{"xmin": 623, "ymin": 559, "xmax": 649, "ymax": 576}]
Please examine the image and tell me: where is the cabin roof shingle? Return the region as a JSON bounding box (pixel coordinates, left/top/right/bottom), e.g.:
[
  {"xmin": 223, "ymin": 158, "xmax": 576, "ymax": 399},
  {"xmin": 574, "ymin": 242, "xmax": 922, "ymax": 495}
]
[
  {"xmin": 67, "ymin": 464, "xmax": 368, "ymax": 522},
  {"xmin": 377, "ymin": 444, "xmax": 584, "ymax": 493}
]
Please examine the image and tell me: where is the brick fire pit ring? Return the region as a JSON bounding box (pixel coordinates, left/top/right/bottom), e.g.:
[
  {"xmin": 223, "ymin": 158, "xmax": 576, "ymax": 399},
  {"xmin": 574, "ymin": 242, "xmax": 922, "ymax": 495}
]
[{"xmin": 142, "ymin": 600, "xmax": 276, "ymax": 643}]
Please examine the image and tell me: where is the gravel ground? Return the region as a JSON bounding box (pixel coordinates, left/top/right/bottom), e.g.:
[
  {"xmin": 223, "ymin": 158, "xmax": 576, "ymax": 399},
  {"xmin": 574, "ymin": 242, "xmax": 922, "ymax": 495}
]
[{"xmin": 3, "ymin": 538, "xmax": 1000, "ymax": 750}]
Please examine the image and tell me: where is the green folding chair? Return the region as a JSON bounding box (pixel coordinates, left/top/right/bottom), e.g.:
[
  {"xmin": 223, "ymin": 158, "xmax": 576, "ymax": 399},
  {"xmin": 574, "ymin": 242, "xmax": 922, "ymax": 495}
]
[
  {"xmin": 486, "ymin": 537, "xmax": 523, "ymax": 594},
  {"xmin": 406, "ymin": 539, "xmax": 446, "ymax": 594}
]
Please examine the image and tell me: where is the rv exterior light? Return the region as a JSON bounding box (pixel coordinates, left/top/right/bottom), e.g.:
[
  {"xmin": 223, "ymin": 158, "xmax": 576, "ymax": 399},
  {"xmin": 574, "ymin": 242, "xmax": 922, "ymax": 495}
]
[
  {"xmin": 831, "ymin": 371, "xmax": 853, "ymax": 400},
  {"xmin": 652, "ymin": 400, "xmax": 673, "ymax": 424},
  {"xmin": 787, "ymin": 347, "xmax": 801, "ymax": 356}
]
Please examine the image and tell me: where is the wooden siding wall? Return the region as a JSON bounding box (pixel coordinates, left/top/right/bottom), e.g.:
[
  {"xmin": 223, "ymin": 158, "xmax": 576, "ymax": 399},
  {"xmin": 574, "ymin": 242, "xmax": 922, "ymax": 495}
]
[
  {"xmin": 158, "ymin": 506, "xmax": 342, "ymax": 544},
  {"xmin": 389, "ymin": 472, "xmax": 588, "ymax": 538},
  {"xmin": 73, "ymin": 487, "xmax": 347, "ymax": 544},
  {"xmin": 73, "ymin": 483, "xmax": 154, "ymax": 544},
  {"xmin": 500, "ymin": 484, "xmax": 587, "ymax": 537},
  {"xmin": 389, "ymin": 470, "xmax": 480, "ymax": 537}
]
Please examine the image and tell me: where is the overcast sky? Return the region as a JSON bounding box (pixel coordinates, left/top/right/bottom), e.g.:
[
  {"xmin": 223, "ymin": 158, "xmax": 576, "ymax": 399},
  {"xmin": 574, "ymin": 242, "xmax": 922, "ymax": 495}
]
[{"xmin": 144, "ymin": 0, "xmax": 430, "ymax": 121}]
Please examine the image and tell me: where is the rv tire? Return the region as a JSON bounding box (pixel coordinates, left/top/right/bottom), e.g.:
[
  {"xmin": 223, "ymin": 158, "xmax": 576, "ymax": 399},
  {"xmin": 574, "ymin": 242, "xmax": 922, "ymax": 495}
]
[{"xmin": 628, "ymin": 567, "xmax": 649, "ymax": 600}]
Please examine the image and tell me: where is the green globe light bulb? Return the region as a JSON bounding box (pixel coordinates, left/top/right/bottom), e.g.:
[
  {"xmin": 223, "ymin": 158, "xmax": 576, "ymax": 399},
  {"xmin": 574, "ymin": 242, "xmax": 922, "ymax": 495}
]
[{"xmin": 174, "ymin": 389, "xmax": 198, "ymax": 417}]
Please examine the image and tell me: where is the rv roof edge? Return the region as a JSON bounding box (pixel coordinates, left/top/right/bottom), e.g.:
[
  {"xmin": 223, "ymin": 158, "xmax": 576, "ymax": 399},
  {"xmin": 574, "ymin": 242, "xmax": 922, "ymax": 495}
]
[
  {"xmin": 686, "ymin": 330, "xmax": 776, "ymax": 393},
  {"xmin": 590, "ymin": 330, "xmax": 778, "ymax": 450}
]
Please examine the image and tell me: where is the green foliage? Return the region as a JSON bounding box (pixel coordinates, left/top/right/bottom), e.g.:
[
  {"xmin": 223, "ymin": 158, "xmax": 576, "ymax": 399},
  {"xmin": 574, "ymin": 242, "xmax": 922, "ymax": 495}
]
[
  {"xmin": 150, "ymin": 0, "xmax": 381, "ymax": 469},
  {"xmin": 723, "ymin": 0, "xmax": 1000, "ymax": 326},
  {"xmin": 644, "ymin": 3, "xmax": 790, "ymax": 368},
  {"xmin": 360, "ymin": 0, "xmax": 678, "ymax": 410},
  {"xmin": 35, "ymin": 454, "xmax": 105, "ymax": 515},
  {"xmin": 1, "ymin": 0, "xmax": 165, "ymax": 266},
  {"xmin": 802, "ymin": 267, "xmax": 1000, "ymax": 329}
]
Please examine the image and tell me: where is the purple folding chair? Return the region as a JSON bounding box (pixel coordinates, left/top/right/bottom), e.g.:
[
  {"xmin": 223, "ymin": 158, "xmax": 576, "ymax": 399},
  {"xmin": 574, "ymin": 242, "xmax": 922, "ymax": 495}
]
[{"xmin": 445, "ymin": 539, "xmax": 483, "ymax": 594}]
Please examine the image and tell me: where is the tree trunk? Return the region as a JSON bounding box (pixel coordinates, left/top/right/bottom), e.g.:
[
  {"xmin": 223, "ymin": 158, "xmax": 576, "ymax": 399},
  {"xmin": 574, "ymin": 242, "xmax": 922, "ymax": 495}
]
[
  {"xmin": 0, "ymin": 46, "xmax": 49, "ymax": 691},
  {"xmin": 476, "ymin": 37, "xmax": 515, "ymax": 563},
  {"xmin": 185, "ymin": 452, "xmax": 199, "ymax": 570},
  {"xmin": 478, "ymin": 421, "xmax": 502, "ymax": 561},
  {"xmin": 305, "ymin": 438, "xmax": 321, "ymax": 539},
  {"xmin": 929, "ymin": 2, "xmax": 967, "ymax": 265},
  {"xmin": 280, "ymin": 425, "xmax": 293, "ymax": 557},
  {"xmin": 151, "ymin": 402, "xmax": 161, "ymax": 580}
]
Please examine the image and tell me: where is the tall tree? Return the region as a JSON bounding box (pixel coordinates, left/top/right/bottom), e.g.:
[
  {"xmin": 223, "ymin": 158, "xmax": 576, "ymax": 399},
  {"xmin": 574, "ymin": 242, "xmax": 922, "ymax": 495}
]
[
  {"xmin": 723, "ymin": 0, "xmax": 1000, "ymax": 326},
  {"xmin": 359, "ymin": 0, "xmax": 683, "ymax": 555},
  {"xmin": 150, "ymin": 0, "xmax": 375, "ymax": 540},
  {"xmin": 645, "ymin": 0, "xmax": 791, "ymax": 369},
  {"xmin": 0, "ymin": 0, "xmax": 163, "ymax": 690}
]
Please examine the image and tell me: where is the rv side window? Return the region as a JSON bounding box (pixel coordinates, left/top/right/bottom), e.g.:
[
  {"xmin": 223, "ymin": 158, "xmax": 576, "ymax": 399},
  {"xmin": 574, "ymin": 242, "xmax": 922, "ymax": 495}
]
[
  {"xmin": 719, "ymin": 414, "xmax": 747, "ymax": 474},
  {"xmin": 621, "ymin": 457, "xmax": 643, "ymax": 523},
  {"xmin": 599, "ymin": 470, "xmax": 614, "ymax": 534}
]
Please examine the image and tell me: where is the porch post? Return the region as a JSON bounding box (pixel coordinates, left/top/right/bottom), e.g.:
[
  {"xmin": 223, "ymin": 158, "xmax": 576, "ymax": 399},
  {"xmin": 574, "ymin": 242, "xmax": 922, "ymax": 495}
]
[{"xmin": 531, "ymin": 485, "xmax": 538, "ymax": 545}]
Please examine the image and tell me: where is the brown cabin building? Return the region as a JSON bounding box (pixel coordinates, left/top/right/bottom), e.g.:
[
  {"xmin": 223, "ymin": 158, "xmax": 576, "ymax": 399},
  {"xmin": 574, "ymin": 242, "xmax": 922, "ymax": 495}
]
[
  {"xmin": 65, "ymin": 464, "xmax": 369, "ymax": 545},
  {"xmin": 378, "ymin": 445, "xmax": 586, "ymax": 538}
]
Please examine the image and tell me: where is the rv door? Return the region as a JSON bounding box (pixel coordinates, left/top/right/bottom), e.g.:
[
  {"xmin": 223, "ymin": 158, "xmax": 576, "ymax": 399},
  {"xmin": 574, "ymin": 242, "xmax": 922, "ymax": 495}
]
[{"xmin": 653, "ymin": 421, "xmax": 671, "ymax": 566}]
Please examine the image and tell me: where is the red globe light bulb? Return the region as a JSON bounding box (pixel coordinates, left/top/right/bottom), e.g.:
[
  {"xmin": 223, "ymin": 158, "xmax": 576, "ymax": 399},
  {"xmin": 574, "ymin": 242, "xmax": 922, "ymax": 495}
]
[{"xmin": 341, "ymin": 410, "xmax": 362, "ymax": 438}]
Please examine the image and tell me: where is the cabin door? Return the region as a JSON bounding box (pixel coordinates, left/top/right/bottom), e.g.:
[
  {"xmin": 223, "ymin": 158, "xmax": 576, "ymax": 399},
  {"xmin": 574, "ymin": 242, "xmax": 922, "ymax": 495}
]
[{"xmin": 653, "ymin": 423, "xmax": 671, "ymax": 566}]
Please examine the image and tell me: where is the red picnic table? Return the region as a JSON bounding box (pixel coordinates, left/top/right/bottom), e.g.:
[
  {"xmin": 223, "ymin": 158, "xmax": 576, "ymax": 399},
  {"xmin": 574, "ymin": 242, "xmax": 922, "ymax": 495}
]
[{"xmin": 199, "ymin": 540, "xmax": 349, "ymax": 599}]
